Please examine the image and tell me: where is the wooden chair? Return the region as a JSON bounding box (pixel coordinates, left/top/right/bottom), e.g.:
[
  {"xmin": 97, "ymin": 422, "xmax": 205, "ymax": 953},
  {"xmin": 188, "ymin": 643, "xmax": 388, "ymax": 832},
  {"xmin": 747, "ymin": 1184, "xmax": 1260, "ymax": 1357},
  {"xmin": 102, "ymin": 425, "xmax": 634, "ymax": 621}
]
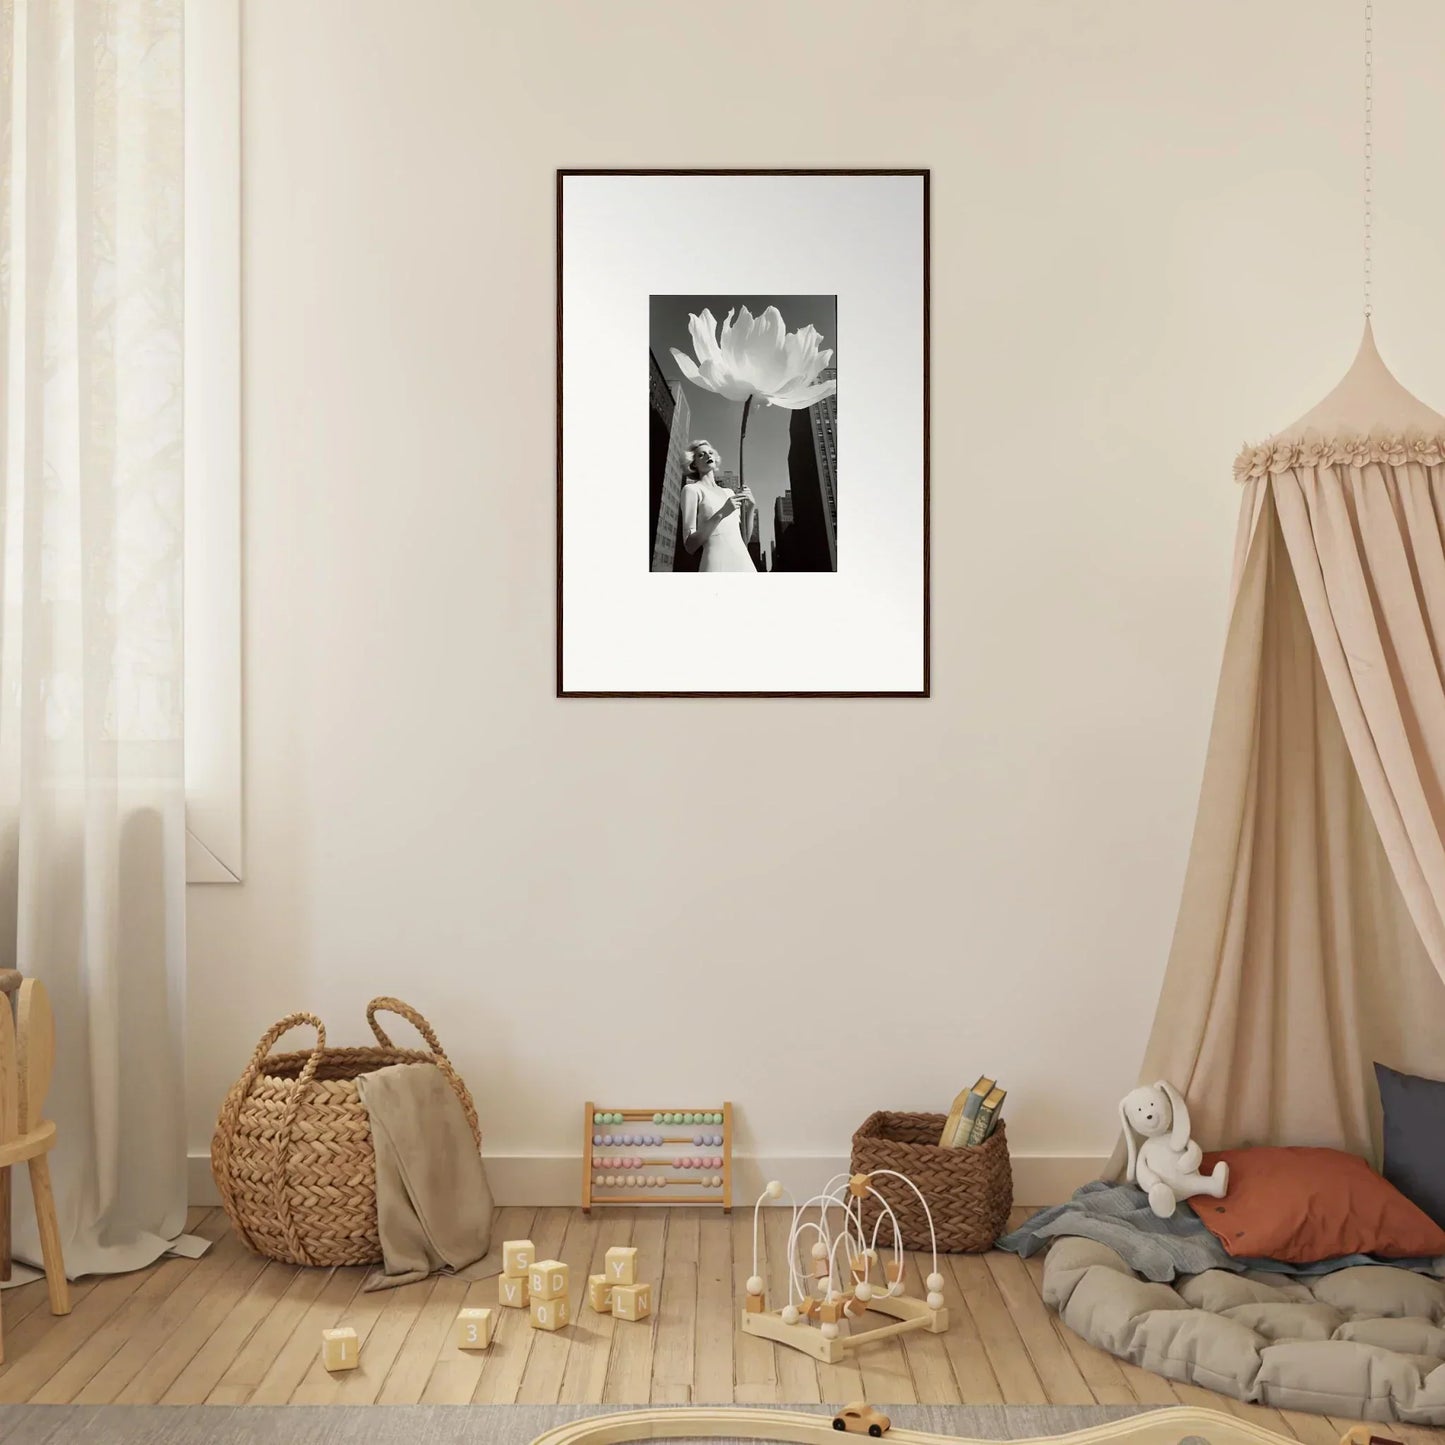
[{"xmin": 0, "ymin": 969, "xmax": 70, "ymax": 1362}]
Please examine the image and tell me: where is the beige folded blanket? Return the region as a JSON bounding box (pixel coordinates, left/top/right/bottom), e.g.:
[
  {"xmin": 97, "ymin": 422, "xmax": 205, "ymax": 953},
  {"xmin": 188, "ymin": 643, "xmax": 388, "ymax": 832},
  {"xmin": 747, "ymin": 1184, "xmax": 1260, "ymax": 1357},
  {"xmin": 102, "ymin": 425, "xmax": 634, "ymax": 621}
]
[{"xmin": 356, "ymin": 1062, "xmax": 504, "ymax": 1290}]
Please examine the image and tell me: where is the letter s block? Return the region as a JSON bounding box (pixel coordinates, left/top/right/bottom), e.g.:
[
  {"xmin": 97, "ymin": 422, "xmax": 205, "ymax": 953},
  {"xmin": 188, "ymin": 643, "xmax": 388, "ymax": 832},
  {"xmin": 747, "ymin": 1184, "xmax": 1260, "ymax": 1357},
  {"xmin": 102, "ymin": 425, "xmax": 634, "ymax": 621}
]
[{"xmin": 503, "ymin": 1239, "xmax": 536, "ymax": 1278}]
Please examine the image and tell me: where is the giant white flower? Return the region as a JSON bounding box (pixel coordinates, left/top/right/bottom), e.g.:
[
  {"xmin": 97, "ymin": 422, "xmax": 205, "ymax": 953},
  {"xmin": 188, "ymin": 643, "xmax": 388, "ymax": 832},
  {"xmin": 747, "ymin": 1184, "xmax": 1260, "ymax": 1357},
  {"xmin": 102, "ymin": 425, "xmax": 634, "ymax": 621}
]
[{"xmin": 670, "ymin": 306, "xmax": 837, "ymax": 410}]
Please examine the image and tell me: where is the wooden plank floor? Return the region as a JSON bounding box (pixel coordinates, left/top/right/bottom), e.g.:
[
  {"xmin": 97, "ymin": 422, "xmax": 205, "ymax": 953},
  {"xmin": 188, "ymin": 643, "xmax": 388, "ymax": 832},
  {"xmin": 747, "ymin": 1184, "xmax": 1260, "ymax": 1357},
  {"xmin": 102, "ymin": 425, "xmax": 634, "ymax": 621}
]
[{"xmin": 0, "ymin": 1205, "xmax": 1439, "ymax": 1445}]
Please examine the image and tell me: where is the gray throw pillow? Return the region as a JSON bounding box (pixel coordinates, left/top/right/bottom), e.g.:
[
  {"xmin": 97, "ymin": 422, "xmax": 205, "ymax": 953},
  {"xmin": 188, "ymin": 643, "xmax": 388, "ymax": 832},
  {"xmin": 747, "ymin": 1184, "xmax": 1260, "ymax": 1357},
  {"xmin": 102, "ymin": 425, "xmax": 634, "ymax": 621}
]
[{"xmin": 1375, "ymin": 1061, "xmax": 1445, "ymax": 1229}]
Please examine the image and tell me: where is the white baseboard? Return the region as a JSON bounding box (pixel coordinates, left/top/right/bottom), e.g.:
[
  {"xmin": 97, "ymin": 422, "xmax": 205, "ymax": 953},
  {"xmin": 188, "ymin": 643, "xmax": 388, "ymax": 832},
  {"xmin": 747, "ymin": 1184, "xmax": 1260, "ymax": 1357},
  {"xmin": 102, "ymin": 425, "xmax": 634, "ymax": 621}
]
[{"xmin": 190, "ymin": 1151, "xmax": 1105, "ymax": 1211}]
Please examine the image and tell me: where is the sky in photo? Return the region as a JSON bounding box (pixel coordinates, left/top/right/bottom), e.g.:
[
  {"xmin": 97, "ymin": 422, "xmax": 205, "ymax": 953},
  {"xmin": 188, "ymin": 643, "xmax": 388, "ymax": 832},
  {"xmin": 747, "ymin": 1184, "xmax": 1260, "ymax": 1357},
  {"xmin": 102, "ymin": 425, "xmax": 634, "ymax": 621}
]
[{"xmin": 650, "ymin": 295, "xmax": 837, "ymax": 559}]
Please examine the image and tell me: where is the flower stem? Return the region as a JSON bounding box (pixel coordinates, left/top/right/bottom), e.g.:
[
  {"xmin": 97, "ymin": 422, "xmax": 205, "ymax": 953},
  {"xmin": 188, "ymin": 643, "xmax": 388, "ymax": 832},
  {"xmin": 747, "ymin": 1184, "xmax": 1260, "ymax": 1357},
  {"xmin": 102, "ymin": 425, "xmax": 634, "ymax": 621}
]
[{"xmin": 738, "ymin": 393, "xmax": 753, "ymax": 492}]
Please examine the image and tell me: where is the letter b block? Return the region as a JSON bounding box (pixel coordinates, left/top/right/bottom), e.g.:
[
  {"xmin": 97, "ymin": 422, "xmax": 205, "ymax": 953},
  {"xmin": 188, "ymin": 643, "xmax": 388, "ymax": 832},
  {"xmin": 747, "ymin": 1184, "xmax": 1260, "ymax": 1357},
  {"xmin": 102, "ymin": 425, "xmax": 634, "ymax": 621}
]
[
  {"xmin": 605, "ymin": 1245, "xmax": 637, "ymax": 1286},
  {"xmin": 321, "ymin": 1327, "xmax": 359, "ymax": 1372},
  {"xmin": 498, "ymin": 1273, "xmax": 530, "ymax": 1309},
  {"xmin": 587, "ymin": 1273, "xmax": 614, "ymax": 1313},
  {"xmin": 530, "ymin": 1294, "xmax": 570, "ymax": 1332},
  {"xmin": 503, "ymin": 1239, "xmax": 536, "ymax": 1278},
  {"xmin": 528, "ymin": 1259, "xmax": 569, "ymax": 1302},
  {"xmin": 612, "ymin": 1282, "xmax": 652, "ymax": 1322}
]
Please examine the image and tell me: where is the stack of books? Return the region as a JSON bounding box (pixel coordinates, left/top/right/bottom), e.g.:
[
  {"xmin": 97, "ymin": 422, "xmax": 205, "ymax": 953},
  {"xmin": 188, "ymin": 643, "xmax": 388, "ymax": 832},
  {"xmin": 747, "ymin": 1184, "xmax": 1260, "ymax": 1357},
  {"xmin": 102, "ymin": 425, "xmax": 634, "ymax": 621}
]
[{"xmin": 939, "ymin": 1075, "xmax": 1007, "ymax": 1148}]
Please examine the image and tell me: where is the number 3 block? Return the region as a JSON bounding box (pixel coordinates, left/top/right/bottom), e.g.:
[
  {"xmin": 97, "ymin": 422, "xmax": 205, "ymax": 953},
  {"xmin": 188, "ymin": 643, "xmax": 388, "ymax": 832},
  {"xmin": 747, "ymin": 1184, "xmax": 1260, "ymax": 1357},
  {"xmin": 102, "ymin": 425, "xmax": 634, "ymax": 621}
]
[{"xmin": 454, "ymin": 1307, "xmax": 493, "ymax": 1350}]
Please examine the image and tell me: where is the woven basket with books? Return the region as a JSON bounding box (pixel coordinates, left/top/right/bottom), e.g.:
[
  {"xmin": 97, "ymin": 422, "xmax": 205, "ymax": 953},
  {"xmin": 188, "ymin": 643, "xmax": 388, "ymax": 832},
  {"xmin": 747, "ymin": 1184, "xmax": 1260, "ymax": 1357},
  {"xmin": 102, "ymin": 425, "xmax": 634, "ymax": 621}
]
[{"xmin": 850, "ymin": 1110, "xmax": 1012, "ymax": 1253}]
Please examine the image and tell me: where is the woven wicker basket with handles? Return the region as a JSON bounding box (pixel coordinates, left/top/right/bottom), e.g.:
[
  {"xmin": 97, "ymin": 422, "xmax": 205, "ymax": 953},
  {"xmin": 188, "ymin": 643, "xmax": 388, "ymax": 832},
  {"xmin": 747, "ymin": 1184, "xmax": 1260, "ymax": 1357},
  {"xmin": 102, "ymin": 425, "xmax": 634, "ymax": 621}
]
[
  {"xmin": 210, "ymin": 997, "xmax": 481, "ymax": 1267},
  {"xmin": 851, "ymin": 1110, "xmax": 1012, "ymax": 1253}
]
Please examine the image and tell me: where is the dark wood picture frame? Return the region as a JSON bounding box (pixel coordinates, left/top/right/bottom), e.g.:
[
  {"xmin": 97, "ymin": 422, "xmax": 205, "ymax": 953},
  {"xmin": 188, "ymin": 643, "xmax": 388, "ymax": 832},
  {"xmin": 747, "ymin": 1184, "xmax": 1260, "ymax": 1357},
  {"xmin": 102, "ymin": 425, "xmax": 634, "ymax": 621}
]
[{"xmin": 556, "ymin": 168, "xmax": 930, "ymax": 698}]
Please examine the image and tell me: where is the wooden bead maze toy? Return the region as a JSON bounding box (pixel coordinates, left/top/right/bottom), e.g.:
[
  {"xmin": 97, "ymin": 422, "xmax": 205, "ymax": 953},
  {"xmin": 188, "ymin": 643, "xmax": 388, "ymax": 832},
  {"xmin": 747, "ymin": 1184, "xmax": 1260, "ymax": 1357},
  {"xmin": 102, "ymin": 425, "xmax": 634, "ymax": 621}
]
[
  {"xmin": 740, "ymin": 1170, "xmax": 947, "ymax": 1365},
  {"xmin": 582, "ymin": 1102, "xmax": 733, "ymax": 1211}
]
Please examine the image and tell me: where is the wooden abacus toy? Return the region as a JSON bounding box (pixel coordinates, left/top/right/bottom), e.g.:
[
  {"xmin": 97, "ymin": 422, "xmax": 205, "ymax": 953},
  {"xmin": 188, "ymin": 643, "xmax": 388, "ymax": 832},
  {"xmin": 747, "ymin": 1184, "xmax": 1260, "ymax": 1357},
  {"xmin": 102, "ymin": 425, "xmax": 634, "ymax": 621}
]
[
  {"xmin": 740, "ymin": 1169, "xmax": 948, "ymax": 1365},
  {"xmin": 581, "ymin": 1102, "xmax": 733, "ymax": 1212}
]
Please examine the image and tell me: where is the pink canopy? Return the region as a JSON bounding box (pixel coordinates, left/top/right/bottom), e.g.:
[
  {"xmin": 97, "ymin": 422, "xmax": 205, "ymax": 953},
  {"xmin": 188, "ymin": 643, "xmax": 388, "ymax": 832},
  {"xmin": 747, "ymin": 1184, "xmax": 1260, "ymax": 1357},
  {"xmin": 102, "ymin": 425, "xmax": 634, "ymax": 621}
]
[{"xmin": 1121, "ymin": 324, "xmax": 1445, "ymax": 1159}]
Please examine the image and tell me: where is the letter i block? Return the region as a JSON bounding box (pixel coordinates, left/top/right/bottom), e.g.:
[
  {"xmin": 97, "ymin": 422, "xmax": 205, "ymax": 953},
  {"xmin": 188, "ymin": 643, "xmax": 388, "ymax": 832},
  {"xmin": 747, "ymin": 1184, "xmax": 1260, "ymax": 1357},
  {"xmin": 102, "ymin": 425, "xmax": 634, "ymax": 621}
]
[
  {"xmin": 503, "ymin": 1238, "xmax": 536, "ymax": 1278},
  {"xmin": 587, "ymin": 1273, "xmax": 614, "ymax": 1313},
  {"xmin": 528, "ymin": 1259, "xmax": 569, "ymax": 1302},
  {"xmin": 498, "ymin": 1273, "xmax": 530, "ymax": 1309},
  {"xmin": 605, "ymin": 1245, "xmax": 637, "ymax": 1286},
  {"xmin": 530, "ymin": 1294, "xmax": 570, "ymax": 1332},
  {"xmin": 321, "ymin": 1327, "xmax": 359, "ymax": 1372},
  {"xmin": 454, "ymin": 1307, "xmax": 493, "ymax": 1350},
  {"xmin": 612, "ymin": 1282, "xmax": 652, "ymax": 1322}
]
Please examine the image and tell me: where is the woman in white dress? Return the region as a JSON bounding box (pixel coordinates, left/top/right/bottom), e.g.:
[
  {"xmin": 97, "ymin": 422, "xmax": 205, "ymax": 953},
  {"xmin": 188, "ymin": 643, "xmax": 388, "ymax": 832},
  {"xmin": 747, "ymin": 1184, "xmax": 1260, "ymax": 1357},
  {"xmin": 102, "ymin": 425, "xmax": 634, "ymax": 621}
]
[{"xmin": 679, "ymin": 440, "xmax": 758, "ymax": 573}]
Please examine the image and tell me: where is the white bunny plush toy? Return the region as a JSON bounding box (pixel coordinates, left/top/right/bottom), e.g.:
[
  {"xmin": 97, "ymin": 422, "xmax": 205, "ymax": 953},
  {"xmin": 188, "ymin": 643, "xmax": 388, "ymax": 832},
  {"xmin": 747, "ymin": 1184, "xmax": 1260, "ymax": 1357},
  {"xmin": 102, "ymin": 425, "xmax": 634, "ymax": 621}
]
[{"xmin": 1119, "ymin": 1081, "xmax": 1230, "ymax": 1219}]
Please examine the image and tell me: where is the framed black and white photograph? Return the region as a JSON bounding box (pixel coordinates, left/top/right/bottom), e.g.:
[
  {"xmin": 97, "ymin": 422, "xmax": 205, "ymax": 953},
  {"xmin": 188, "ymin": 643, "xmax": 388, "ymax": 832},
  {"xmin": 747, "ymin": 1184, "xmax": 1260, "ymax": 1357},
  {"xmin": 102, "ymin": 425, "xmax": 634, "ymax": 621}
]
[{"xmin": 557, "ymin": 170, "xmax": 928, "ymax": 696}]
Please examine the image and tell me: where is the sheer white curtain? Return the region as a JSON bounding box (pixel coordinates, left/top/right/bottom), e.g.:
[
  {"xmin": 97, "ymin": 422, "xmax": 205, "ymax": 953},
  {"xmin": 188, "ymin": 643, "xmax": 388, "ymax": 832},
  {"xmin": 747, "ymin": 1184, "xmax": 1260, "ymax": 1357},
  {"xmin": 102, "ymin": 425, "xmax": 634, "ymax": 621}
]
[{"xmin": 0, "ymin": 0, "xmax": 189, "ymax": 1276}]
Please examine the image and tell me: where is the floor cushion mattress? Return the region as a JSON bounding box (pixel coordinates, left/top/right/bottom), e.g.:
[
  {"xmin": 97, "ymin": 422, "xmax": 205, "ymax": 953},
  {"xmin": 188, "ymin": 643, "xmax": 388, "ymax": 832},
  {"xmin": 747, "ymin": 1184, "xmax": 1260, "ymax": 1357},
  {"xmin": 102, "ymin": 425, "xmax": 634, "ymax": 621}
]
[{"xmin": 1043, "ymin": 1236, "xmax": 1445, "ymax": 1424}]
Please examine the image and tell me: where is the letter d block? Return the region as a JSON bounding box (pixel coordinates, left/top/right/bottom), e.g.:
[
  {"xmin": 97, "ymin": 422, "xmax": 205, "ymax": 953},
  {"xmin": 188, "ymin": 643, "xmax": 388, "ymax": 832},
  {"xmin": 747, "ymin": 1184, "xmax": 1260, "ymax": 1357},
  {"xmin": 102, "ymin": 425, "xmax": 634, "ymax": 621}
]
[
  {"xmin": 454, "ymin": 1307, "xmax": 493, "ymax": 1350},
  {"xmin": 587, "ymin": 1273, "xmax": 614, "ymax": 1313},
  {"xmin": 612, "ymin": 1282, "xmax": 652, "ymax": 1322},
  {"xmin": 605, "ymin": 1245, "xmax": 637, "ymax": 1286},
  {"xmin": 528, "ymin": 1259, "xmax": 569, "ymax": 1302},
  {"xmin": 321, "ymin": 1327, "xmax": 359, "ymax": 1372},
  {"xmin": 503, "ymin": 1239, "xmax": 536, "ymax": 1278},
  {"xmin": 498, "ymin": 1273, "xmax": 530, "ymax": 1309},
  {"xmin": 530, "ymin": 1294, "xmax": 570, "ymax": 1332}
]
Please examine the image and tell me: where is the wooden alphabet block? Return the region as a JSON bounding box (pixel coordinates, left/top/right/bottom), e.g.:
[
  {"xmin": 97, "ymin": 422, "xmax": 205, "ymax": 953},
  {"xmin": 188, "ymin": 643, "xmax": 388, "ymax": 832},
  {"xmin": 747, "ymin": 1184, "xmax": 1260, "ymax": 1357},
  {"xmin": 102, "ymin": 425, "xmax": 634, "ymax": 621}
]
[
  {"xmin": 528, "ymin": 1259, "xmax": 569, "ymax": 1302},
  {"xmin": 454, "ymin": 1307, "xmax": 493, "ymax": 1350},
  {"xmin": 612, "ymin": 1282, "xmax": 652, "ymax": 1321},
  {"xmin": 498, "ymin": 1273, "xmax": 530, "ymax": 1309},
  {"xmin": 587, "ymin": 1273, "xmax": 614, "ymax": 1313},
  {"xmin": 503, "ymin": 1239, "xmax": 536, "ymax": 1278},
  {"xmin": 530, "ymin": 1294, "xmax": 570, "ymax": 1332},
  {"xmin": 321, "ymin": 1327, "xmax": 359, "ymax": 1372},
  {"xmin": 605, "ymin": 1245, "xmax": 637, "ymax": 1286}
]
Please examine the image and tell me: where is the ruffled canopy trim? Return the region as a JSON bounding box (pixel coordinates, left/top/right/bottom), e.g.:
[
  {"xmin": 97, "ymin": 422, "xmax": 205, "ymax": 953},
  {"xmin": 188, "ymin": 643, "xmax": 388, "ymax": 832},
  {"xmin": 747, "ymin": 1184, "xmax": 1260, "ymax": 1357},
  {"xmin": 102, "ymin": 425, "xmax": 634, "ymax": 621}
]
[{"xmin": 1234, "ymin": 431, "xmax": 1445, "ymax": 482}]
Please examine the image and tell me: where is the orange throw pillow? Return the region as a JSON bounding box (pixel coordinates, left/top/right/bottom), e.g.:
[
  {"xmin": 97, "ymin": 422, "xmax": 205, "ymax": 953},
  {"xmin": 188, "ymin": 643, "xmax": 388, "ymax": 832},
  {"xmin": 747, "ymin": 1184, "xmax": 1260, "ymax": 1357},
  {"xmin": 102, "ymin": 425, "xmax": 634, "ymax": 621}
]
[{"xmin": 1187, "ymin": 1147, "xmax": 1445, "ymax": 1263}]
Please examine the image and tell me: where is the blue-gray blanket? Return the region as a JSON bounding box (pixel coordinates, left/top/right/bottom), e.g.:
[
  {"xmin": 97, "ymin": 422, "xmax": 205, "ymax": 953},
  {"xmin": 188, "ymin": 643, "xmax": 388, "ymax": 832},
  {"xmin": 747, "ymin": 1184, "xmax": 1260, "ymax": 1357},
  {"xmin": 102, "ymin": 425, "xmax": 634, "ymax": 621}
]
[{"xmin": 996, "ymin": 1181, "xmax": 1445, "ymax": 1283}]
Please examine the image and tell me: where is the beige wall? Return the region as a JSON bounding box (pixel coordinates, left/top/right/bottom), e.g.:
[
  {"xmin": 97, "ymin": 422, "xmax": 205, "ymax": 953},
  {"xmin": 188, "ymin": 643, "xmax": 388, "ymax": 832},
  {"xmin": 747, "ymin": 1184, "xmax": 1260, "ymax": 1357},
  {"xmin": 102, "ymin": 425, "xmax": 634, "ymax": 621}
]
[{"xmin": 186, "ymin": 0, "xmax": 1445, "ymax": 1200}]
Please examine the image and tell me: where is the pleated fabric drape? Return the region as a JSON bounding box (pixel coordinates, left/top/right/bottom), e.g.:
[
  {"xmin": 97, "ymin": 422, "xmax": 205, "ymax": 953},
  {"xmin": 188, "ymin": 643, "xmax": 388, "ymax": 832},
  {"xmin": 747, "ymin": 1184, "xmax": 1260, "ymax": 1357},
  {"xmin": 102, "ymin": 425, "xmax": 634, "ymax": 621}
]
[
  {"xmin": 0, "ymin": 0, "xmax": 191, "ymax": 1277},
  {"xmin": 1118, "ymin": 449, "xmax": 1445, "ymax": 1164}
]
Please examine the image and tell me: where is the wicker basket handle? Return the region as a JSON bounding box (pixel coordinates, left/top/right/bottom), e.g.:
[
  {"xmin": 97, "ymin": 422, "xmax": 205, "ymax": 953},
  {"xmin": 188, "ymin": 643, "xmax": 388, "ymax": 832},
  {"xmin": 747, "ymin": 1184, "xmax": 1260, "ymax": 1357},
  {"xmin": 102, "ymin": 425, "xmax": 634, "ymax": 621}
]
[
  {"xmin": 365, "ymin": 996, "xmax": 481, "ymax": 1152},
  {"xmin": 214, "ymin": 1012, "xmax": 326, "ymax": 1265},
  {"xmin": 366, "ymin": 997, "xmax": 451, "ymax": 1061}
]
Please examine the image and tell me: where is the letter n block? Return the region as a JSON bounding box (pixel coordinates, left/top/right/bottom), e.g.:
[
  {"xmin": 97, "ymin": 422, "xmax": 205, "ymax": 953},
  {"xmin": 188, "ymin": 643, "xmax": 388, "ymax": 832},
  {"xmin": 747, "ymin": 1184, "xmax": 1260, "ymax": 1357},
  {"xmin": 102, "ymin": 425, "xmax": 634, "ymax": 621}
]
[
  {"xmin": 503, "ymin": 1239, "xmax": 536, "ymax": 1278},
  {"xmin": 321, "ymin": 1327, "xmax": 359, "ymax": 1372},
  {"xmin": 454, "ymin": 1307, "xmax": 493, "ymax": 1350},
  {"xmin": 498, "ymin": 1273, "xmax": 530, "ymax": 1309},
  {"xmin": 528, "ymin": 1259, "xmax": 569, "ymax": 1302},
  {"xmin": 605, "ymin": 1245, "xmax": 637, "ymax": 1286},
  {"xmin": 530, "ymin": 1294, "xmax": 570, "ymax": 1332},
  {"xmin": 587, "ymin": 1273, "xmax": 614, "ymax": 1313},
  {"xmin": 612, "ymin": 1282, "xmax": 652, "ymax": 1321}
]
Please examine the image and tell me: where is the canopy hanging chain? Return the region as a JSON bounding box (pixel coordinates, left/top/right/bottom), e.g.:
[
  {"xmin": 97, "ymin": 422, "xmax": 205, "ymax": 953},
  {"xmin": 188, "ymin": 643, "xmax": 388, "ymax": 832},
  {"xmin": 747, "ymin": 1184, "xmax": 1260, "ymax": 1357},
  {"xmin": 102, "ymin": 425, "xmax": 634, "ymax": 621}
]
[{"xmin": 1363, "ymin": 0, "xmax": 1374, "ymax": 318}]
